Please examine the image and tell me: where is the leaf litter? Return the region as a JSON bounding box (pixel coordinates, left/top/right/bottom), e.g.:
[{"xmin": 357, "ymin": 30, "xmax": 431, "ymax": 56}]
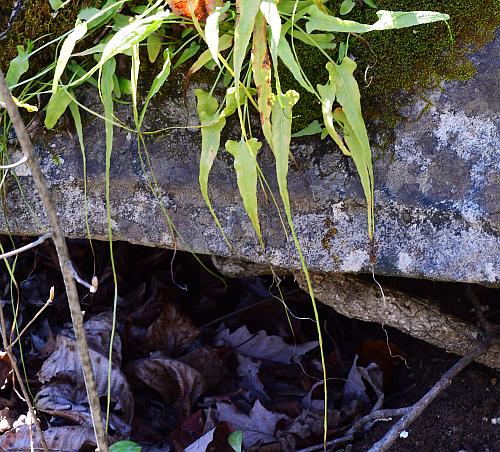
[{"xmin": 0, "ymin": 238, "xmax": 405, "ymax": 450}]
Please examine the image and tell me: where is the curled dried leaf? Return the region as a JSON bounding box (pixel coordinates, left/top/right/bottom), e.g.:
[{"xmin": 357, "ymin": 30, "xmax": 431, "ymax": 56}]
[
  {"xmin": 37, "ymin": 334, "xmax": 134, "ymax": 427},
  {"xmin": 126, "ymin": 357, "xmax": 205, "ymax": 419},
  {"xmin": 167, "ymin": 0, "xmax": 217, "ymax": 21},
  {"xmin": 0, "ymin": 425, "xmax": 96, "ymax": 451},
  {"xmin": 146, "ymin": 303, "xmax": 199, "ymax": 356}
]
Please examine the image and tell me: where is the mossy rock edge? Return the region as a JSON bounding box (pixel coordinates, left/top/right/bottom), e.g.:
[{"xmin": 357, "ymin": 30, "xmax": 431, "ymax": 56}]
[{"xmin": 1, "ymin": 0, "xmax": 498, "ymax": 136}]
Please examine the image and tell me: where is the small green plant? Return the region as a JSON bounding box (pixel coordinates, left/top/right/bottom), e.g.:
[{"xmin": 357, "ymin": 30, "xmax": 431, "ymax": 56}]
[{"xmin": 1, "ymin": 0, "xmax": 450, "ymax": 445}]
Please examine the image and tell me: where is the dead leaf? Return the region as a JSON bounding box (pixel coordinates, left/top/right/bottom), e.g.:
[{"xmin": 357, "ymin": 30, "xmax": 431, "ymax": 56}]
[
  {"xmin": 179, "ymin": 347, "xmax": 225, "ymax": 391},
  {"xmin": 216, "ymin": 399, "xmax": 287, "ymax": 448},
  {"xmin": 185, "ymin": 427, "xmax": 215, "ymax": 452},
  {"xmin": 0, "ymin": 425, "xmax": 96, "ymax": 450},
  {"xmin": 215, "ymin": 326, "xmax": 318, "ymax": 364},
  {"xmin": 236, "ymin": 355, "xmax": 269, "ymax": 403},
  {"xmin": 36, "ymin": 382, "xmax": 131, "ymax": 438},
  {"xmin": 206, "ymin": 422, "xmax": 234, "ymax": 452},
  {"xmin": 146, "ymin": 303, "xmax": 199, "ymax": 356},
  {"xmin": 342, "ymin": 355, "xmax": 383, "ymax": 416},
  {"xmin": 170, "ymin": 410, "xmax": 205, "ymax": 451},
  {"xmin": 167, "ymin": 0, "xmax": 216, "ymax": 21},
  {"xmin": 0, "ymin": 352, "xmax": 11, "ymax": 388},
  {"xmin": 357, "ymin": 339, "xmax": 403, "ymax": 387},
  {"xmin": 126, "ymin": 357, "xmax": 205, "ymax": 419},
  {"xmin": 83, "ymin": 312, "xmax": 122, "ymax": 365},
  {"xmin": 37, "ymin": 334, "xmax": 134, "ymax": 432},
  {"xmin": 0, "ymin": 408, "xmax": 16, "ymax": 434},
  {"xmin": 30, "ymin": 319, "xmax": 56, "ymax": 359}
]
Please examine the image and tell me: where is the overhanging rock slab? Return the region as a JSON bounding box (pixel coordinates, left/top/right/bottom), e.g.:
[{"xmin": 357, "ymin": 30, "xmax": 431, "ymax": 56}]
[{"xmin": 1, "ymin": 34, "xmax": 499, "ymax": 286}]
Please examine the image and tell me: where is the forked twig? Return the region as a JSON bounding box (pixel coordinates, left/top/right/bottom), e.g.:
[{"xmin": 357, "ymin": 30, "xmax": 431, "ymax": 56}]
[
  {"xmin": 297, "ymin": 408, "xmax": 410, "ymax": 452},
  {"xmin": 0, "ymin": 69, "xmax": 109, "ymax": 451},
  {"xmin": 368, "ymin": 338, "xmax": 495, "ymax": 452}
]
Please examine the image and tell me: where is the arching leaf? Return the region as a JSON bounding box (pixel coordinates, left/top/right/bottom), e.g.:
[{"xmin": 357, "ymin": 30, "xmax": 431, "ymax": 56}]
[
  {"xmin": 306, "ymin": 6, "xmax": 449, "ymax": 34},
  {"xmin": 252, "ymin": 11, "xmax": 273, "ymax": 146},
  {"xmin": 226, "ymin": 139, "xmax": 263, "ymax": 244}
]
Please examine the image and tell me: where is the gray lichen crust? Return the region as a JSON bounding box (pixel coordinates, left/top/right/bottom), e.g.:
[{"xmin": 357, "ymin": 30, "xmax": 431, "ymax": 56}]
[{"xmin": 1, "ymin": 34, "xmax": 498, "ymax": 286}]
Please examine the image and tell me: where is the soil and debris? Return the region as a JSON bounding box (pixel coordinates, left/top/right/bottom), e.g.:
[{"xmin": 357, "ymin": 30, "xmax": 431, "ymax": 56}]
[{"xmin": 0, "ymin": 235, "xmax": 498, "ymax": 451}]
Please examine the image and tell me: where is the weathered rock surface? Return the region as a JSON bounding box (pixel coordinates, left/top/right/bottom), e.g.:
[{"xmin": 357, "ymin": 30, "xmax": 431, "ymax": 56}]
[{"xmin": 1, "ymin": 33, "xmax": 499, "ymax": 286}]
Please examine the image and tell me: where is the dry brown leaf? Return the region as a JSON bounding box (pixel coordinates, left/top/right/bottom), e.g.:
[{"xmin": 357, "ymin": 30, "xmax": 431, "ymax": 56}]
[
  {"xmin": 216, "ymin": 399, "xmax": 287, "ymax": 448},
  {"xmin": 83, "ymin": 312, "xmax": 122, "ymax": 365},
  {"xmin": 185, "ymin": 422, "xmax": 234, "ymax": 452},
  {"xmin": 236, "ymin": 355, "xmax": 269, "ymax": 403},
  {"xmin": 37, "ymin": 334, "xmax": 134, "ymax": 428},
  {"xmin": 0, "ymin": 352, "xmax": 11, "ymax": 388},
  {"xmin": 214, "ymin": 326, "xmax": 318, "ymax": 364},
  {"xmin": 36, "ymin": 382, "xmax": 131, "ymax": 438},
  {"xmin": 0, "ymin": 408, "xmax": 16, "ymax": 434},
  {"xmin": 342, "ymin": 356, "xmax": 383, "ymax": 416},
  {"xmin": 179, "ymin": 347, "xmax": 225, "ymax": 390},
  {"xmin": 170, "ymin": 410, "xmax": 205, "ymax": 451},
  {"xmin": 126, "ymin": 357, "xmax": 205, "ymax": 419},
  {"xmin": 146, "ymin": 303, "xmax": 199, "ymax": 356},
  {"xmin": 0, "ymin": 425, "xmax": 96, "ymax": 450},
  {"xmin": 30, "ymin": 319, "xmax": 56, "ymax": 359},
  {"xmin": 166, "ymin": 0, "xmax": 217, "ymax": 21}
]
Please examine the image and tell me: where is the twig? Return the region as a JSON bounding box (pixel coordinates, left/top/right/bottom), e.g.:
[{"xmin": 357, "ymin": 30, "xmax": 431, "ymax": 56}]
[
  {"xmin": 0, "ymin": 233, "xmax": 52, "ymax": 260},
  {"xmin": 297, "ymin": 408, "xmax": 410, "ymax": 452},
  {"xmin": 0, "ymin": 69, "xmax": 109, "ymax": 451},
  {"xmin": 368, "ymin": 338, "xmax": 495, "ymax": 452},
  {"xmin": 466, "ymin": 285, "xmax": 495, "ymax": 338},
  {"xmin": 297, "ymin": 434, "xmax": 353, "ymax": 452},
  {"xmin": 7, "ymin": 287, "xmax": 54, "ymax": 350},
  {"xmin": 200, "ymin": 289, "xmax": 301, "ymax": 330},
  {"xmin": 0, "ymin": 155, "xmax": 27, "ymax": 169},
  {"xmin": 0, "ymin": 298, "xmax": 48, "ymax": 451},
  {"xmin": 350, "ymin": 408, "xmax": 410, "ymax": 433},
  {"xmin": 68, "ymin": 261, "xmax": 98, "ymax": 293}
]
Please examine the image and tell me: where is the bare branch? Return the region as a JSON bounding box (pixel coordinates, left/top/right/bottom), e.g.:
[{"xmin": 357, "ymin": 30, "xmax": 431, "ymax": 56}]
[
  {"xmin": 0, "ymin": 155, "xmax": 27, "ymax": 169},
  {"xmin": 7, "ymin": 287, "xmax": 54, "ymax": 350},
  {"xmin": 0, "ymin": 69, "xmax": 109, "ymax": 451},
  {"xmin": 368, "ymin": 338, "xmax": 495, "ymax": 452},
  {"xmin": 68, "ymin": 261, "xmax": 98, "ymax": 293},
  {"xmin": 0, "ymin": 233, "xmax": 52, "ymax": 260},
  {"xmin": 297, "ymin": 408, "xmax": 411, "ymax": 452},
  {"xmin": 0, "ymin": 300, "xmax": 48, "ymax": 451}
]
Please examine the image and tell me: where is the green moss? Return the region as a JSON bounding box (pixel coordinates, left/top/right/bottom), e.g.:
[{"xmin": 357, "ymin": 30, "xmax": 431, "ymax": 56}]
[
  {"xmin": 279, "ymin": 42, "xmax": 330, "ymax": 132},
  {"xmin": 281, "ymin": 0, "xmax": 499, "ymax": 133},
  {"xmin": 349, "ymin": 0, "xmax": 499, "ymax": 127},
  {"xmin": 0, "ymin": 0, "xmax": 96, "ymax": 74}
]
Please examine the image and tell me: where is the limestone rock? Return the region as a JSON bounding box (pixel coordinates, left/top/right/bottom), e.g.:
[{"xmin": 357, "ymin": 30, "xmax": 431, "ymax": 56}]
[{"xmin": 1, "ymin": 34, "xmax": 498, "ymax": 286}]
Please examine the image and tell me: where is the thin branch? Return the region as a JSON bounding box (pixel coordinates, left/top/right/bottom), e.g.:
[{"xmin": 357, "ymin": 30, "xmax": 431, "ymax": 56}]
[
  {"xmin": 7, "ymin": 287, "xmax": 54, "ymax": 350},
  {"xmin": 0, "ymin": 299, "xmax": 48, "ymax": 451},
  {"xmin": 0, "ymin": 155, "xmax": 27, "ymax": 169},
  {"xmin": 0, "ymin": 233, "xmax": 52, "ymax": 260},
  {"xmin": 68, "ymin": 261, "xmax": 98, "ymax": 293},
  {"xmin": 350, "ymin": 408, "xmax": 410, "ymax": 434},
  {"xmin": 0, "ymin": 69, "xmax": 109, "ymax": 451},
  {"xmin": 368, "ymin": 338, "xmax": 495, "ymax": 452},
  {"xmin": 297, "ymin": 408, "xmax": 411, "ymax": 452},
  {"xmin": 466, "ymin": 285, "xmax": 495, "ymax": 338},
  {"xmin": 200, "ymin": 289, "xmax": 302, "ymax": 330}
]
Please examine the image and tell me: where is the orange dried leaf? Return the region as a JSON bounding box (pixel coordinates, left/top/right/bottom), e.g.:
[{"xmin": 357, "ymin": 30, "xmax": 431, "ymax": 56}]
[{"xmin": 167, "ymin": 0, "xmax": 216, "ymax": 21}]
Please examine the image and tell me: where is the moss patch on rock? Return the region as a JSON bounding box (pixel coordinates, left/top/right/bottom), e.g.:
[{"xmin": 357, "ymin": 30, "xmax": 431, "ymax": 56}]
[
  {"xmin": 1, "ymin": 0, "xmax": 498, "ymax": 136},
  {"xmin": 281, "ymin": 0, "xmax": 499, "ymax": 133},
  {"xmin": 0, "ymin": 0, "xmax": 95, "ymax": 74}
]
